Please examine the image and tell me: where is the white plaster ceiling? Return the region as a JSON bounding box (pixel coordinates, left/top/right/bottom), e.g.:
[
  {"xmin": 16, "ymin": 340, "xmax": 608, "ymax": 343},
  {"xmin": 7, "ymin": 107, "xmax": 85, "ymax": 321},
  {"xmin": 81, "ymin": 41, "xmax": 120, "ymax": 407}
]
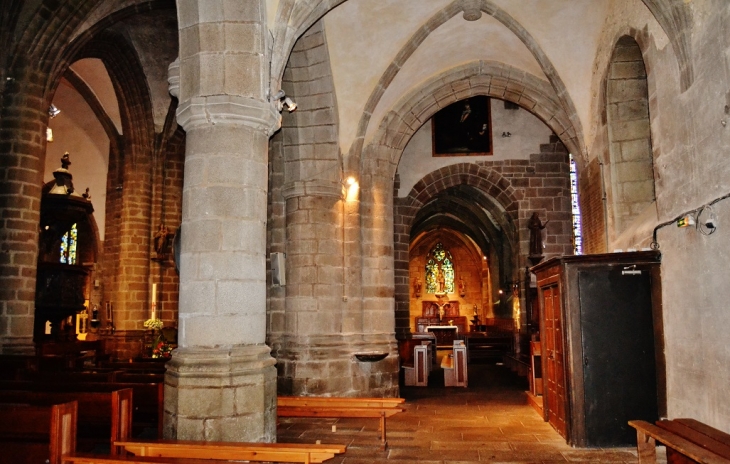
[
  {"xmin": 366, "ymin": 12, "xmax": 547, "ymax": 145},
  {"xmin": 47, "ymin": 78, "xmax": 110, "ymax": 240},
  {"xmin": 323, "ymin": 0, "xmax": 617, "ymax": 155},
  {"xmin": 70, "ymin": 59, "xmax": 122, "ymax": 134}
]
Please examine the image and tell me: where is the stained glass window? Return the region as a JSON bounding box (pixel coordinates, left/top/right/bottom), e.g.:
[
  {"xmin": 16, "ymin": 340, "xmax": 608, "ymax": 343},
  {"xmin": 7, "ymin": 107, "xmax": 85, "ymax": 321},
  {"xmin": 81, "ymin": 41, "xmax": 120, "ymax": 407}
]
[
  {"xmin": 60, "ymin": 223, "xmax": 78, "ymax": 265},
  {"xmin": 425, "ymin": 243, "xmax": 454, "ymax": 294},
  {"xmin": 569, "ymin": 155, "xmax": 583, "ymax": 255}
]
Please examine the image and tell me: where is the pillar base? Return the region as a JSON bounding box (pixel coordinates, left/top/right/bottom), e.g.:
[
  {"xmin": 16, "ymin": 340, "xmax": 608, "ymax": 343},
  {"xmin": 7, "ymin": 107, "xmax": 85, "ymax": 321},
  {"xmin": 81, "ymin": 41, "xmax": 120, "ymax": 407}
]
[
  {"xmin": 271, "ymin": 333, "xmax": 399, "ymax": 397},
  {"xmin": 164, "ymin": 345, "xmax": 277, "ymax": 442}
]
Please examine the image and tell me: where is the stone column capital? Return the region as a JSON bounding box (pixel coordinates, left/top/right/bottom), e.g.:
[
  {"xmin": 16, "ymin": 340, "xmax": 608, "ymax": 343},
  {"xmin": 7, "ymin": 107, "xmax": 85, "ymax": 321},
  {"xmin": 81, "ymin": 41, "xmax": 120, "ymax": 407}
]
[
  {"xmin": 176, "ymin": 95, "xmax": 281, "ymax": 135},
  {"xmin": 282, "ymin": 180, "xmax": 344, "ymax": 200}
]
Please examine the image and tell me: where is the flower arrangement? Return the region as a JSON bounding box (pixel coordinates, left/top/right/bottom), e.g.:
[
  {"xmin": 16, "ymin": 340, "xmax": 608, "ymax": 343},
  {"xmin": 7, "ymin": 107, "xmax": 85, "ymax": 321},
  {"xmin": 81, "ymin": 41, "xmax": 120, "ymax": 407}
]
[
  {"xmin": 144, "ymin": 318, "xmax": 163, "ymax": 330},
  {"xmin": 152, "ymin": 339, "xmax": 173, "ymax": 358}
]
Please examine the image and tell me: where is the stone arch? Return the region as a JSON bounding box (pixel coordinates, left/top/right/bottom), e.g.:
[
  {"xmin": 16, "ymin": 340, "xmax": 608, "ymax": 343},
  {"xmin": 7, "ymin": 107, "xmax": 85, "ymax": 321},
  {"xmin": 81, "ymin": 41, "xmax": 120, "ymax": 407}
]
[
  {"xmin": 641, "ymin": 0, "xmax": 693, "ymax": 91},
  {"xmin": 371, "ymin": 61, "xmax": 578, "ymax": 168},
  {"xmin": 604, "ymin": 35, "xmax": 655, "ymax": 240},
  {"xmin": 73, "ymin": 29, "xmax": 158, "ymax": 332},
  {"xmin": 269, "ymin": 0, "xmax": 347, "ymax": 92},
  {"xmin": 267, "ymin": 0, "xmax": 585, "ymax": 161},
  {"xmin": 393, "ymin": 163, "xmax": 521, "ymax": 336},
  {"xmin": 345, "ymin": 0, "xmax": 585, "ymax": 169}
]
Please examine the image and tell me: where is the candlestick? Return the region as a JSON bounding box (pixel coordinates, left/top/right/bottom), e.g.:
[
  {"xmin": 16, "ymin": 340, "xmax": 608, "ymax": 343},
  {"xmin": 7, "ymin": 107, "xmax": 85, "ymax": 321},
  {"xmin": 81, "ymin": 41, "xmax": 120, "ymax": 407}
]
[{"xmin": 151, "ymin": 283, "xmax": 157, "ymax": 304}]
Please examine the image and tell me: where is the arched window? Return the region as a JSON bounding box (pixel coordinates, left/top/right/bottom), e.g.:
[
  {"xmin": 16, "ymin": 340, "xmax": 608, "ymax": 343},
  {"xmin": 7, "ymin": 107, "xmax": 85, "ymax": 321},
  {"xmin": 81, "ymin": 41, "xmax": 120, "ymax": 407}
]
[
  {"xmin": 425, "ymin": 243, "xmax": 454, "ymax": 294},
  {"xmin": 60, "ymin": 223, "xmax": 78, "ymax": 265}
]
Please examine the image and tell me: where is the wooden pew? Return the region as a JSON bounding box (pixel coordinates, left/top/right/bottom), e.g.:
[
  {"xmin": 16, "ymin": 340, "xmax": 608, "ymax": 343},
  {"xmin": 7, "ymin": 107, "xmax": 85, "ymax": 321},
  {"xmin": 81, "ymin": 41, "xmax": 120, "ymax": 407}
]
[
  {"xmin": 115, "ymin": 439, "xmax": 346, "ymax": 463},
  {"xmin": 0, "ymin": 401, "xmax": 77, "ymax": 464},
  {"xmin": 0, "ymin": 354, "xmax": 36, "ymax": 380},
  {"xmin": 442, "ymin": 342, "xmax": 467, "ymax": 387},
  {"xmin": 0, "ymin": 388, "xmax": 132, "ymax": 454},
  {"xmin": 629, "ymin": 419, "xmax": 730, "ymax": 463},
  {"xmin": 0, "ymin": 380, "xmax": 163, "ymax": 438},
  {"xmin": 277, "ymin": 396, "xmax": 405, "ymax": 449},
  {"xmin": 99, "ymin": 361, "xmax": 167, "ymax": 374},
  {"xmin": 63, "ymin": 455, "xmax": 247, "ymax": 464},
  {"xmin": 399, "ymin": 339, "xmax": 432, "ymax": 387}
]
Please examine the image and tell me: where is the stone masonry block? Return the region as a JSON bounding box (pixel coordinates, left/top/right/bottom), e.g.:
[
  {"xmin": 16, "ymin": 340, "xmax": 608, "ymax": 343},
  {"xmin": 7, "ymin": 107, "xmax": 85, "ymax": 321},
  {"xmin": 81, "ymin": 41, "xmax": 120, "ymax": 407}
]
[
  {"xmin": 207, "ymin": 156, "xmax": 267, "ymax": 188},
  {"xmin": 218, "ymin": 279, "xmax": 266, "ymax": 317},
  {"xmin": 187, "ymin": 186, "xmax": 266, "ymax": 221},
  {"xmin": 615, "ymin": 161, "xmax": 654, "ymax": 182},
  {"xmin": 222, "ymin": 0, "xmax": 261, "ymax": 22},
  {"xmin": 178, "ymin": 280, "xmax": 215, "ymax": 315},
  {"xmin": 619, "ymin": 138, "xmax": 652, "ymax": 163},
  {"xmin": 610, "ymin": 60, "xmax": 647, "ymax": 79},
  {"xmin": 183, "ymin": 219, "xmax": 222, "ymax": 252},
  {"xmin": 610, "ymin": 119, "xmax": 650, "ymax": 141},
  {"xmin": 223, "ymin": 53, "xmax": 262, "ymax": 97},
  {"xmin": 198, "ymin": 252, "xmax": 264, "ymax": 281},
  {"xmin": 222, "ymin": 219, "xmax": 266, "ymax": 251},
  {"xmin": 178, "ymin": 386, "xmax": 235, "ymax": 417},
  {"xmin": 617, "ymin": 100, "xmax": 649, "ymax": 121},
  {"xmin": 197, "ymin": 53, "xmax": 225, "ymax": 95},
  {"xmin": 182, "ymin": 313, "xmax": 266, "ymax": 347},
  {"xmin": 224, "ymin": 23, "xmax": 263, "ymax": 54},
  {"xmin": 174, "ymin": 416, "xmax": 205, "ymax": 441},
  {"xmin": 197, "ymin": 23, "xmax": 225, "ymax": 52}
]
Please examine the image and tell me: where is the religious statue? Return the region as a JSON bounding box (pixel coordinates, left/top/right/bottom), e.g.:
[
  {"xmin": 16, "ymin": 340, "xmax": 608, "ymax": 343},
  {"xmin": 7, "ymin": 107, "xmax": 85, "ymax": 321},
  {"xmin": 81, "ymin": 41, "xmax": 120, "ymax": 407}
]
[
  {"xmin": 458, "ymin": 277, "xmax": 466, "ymax": 297},
  {"xmin": 436, "ymin": 267, "xmax": 446, "ymax": 293},
  {"xmin": 413, "ymin": 276, "xmax": 422, "ymax": 298},
  {"xmin": 528, "ymin": 212, "xmax": 549, "ymax": 258},
  {"xmin": 153, "ymin": 223, "xmax": 169, "ymax": 258}
]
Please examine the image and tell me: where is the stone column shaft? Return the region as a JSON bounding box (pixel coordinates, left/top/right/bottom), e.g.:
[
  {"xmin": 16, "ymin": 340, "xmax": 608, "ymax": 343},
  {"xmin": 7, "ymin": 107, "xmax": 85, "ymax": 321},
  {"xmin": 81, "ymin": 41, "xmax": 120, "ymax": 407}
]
[{"xmin": 165, "ymin": 0, "xmax": 278, "ymax": 442}]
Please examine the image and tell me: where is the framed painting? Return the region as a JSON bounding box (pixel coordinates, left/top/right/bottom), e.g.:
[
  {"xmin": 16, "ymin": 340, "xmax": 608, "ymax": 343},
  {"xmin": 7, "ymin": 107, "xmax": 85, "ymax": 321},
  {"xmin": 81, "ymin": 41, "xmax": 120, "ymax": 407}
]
[{"xmin": 432, "ymin": 96, "xmax": 492, "ymax": 156}]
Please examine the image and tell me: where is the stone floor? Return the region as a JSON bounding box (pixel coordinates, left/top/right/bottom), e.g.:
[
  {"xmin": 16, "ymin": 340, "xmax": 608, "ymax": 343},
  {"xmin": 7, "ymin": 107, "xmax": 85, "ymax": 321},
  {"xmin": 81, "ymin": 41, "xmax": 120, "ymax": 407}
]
[{"xmin": 277, "ymin": 362, "xmax": 667, "ymax": 463}]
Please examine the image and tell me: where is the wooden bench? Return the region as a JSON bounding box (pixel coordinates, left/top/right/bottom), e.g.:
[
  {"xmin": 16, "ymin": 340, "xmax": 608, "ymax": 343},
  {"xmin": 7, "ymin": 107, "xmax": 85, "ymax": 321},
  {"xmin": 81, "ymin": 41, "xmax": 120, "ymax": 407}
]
[
  {"xmin": 0, "ymin": 380, "xmax": 163, "ymax": 438},
  {"xmin": 277, "ymin": 396, "xmax": 405, "ymax": 449},
  {"xmin": 0, "ymin": 401, "xmax": 77, "ymax": 464},
  {"xmin": 629, "ymin": 419, "xmax": 730, "ymax": 463},
  {"xmin": 0, "ymin": 388, "xmax": 132, "ymax": 454},
  {"xmin": 116, "ymin": 439, "xmax": 346, "ymax": 463},
  {"xmin": 63, "ymin": 455, "xmax": 247, "ymax": 464}
]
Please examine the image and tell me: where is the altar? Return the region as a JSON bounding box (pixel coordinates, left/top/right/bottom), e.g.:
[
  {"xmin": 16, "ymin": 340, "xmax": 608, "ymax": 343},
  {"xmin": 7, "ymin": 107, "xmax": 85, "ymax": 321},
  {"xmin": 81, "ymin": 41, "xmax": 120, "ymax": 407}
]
[
  {"xmin": 415, "ymin": 300, "xmax": 468, "ymax": 346},
  {"xmin": 426, "ymin": 325, "xmax": 459, "ymax": 347}
]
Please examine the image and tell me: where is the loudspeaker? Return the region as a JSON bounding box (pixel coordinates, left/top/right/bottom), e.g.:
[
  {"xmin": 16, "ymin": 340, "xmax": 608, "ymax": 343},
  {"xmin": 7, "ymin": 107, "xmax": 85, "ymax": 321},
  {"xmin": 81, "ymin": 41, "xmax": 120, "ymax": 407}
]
[{"xmin": 271, "ymin": 252, "xmax": 286, "ymax": 286}]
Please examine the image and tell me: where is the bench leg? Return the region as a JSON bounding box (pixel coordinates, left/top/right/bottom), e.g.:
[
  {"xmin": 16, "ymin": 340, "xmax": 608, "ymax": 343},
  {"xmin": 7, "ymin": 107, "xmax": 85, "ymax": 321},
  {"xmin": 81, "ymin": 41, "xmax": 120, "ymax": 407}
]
[
  {"xmin": 380, "ymin": 412, "xmax": 387, "ymax": 450},
  {"xmin": 636, "ymin": 429, "xmax": 657, "ymax": 464}
]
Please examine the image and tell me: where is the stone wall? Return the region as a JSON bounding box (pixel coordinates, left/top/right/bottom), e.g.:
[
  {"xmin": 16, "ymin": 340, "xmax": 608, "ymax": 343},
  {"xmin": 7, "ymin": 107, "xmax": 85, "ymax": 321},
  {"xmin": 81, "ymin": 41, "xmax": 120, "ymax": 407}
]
[
  {"xmin": 584, "ymin": 0, "xmax": 730, "ymax": 430},
  {"xmin": 393, "ymin": 136, "xmax": 574, "ymax": 337},
  {"xmin": 267, "ymin": 20, "xmax": 398, "ymax": 397}
]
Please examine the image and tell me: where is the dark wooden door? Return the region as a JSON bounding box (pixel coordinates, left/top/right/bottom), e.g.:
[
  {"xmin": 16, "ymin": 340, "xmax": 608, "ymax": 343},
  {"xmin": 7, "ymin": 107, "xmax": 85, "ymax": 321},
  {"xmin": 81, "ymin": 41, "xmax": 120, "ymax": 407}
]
[
  {"xmin": 578, "ymin": 268, "xmax": 658, "ymax": 446},
  {"xmin": 542, "ymin": 281, "xmax": 567, "ymax": 438}
]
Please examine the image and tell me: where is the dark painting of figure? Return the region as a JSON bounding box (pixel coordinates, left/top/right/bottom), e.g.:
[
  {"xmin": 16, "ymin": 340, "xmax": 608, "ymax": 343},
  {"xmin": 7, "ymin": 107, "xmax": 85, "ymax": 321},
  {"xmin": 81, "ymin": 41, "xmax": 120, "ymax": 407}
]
[{"xmin": 432, "ymin": 96, "xmax": 492, "ymax": 156}]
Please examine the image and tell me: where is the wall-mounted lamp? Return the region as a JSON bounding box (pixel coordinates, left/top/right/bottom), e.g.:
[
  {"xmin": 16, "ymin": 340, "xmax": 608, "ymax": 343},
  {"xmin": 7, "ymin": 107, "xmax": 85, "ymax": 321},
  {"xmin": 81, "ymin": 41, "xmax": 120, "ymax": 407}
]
[
  {"xmin": 343, "ymin": 176, "xmax": 359, "ymax": 201},
  {"xmin": 501, "ymin": 131, "xmax": 511, "ymax": 138},
  {"xmin": 272, "ymin": 90, "xmax": 297, "ymax": 113},
  {"xmin": 46, "ymin": 128, "xmax": 53, "ymax": 142}
]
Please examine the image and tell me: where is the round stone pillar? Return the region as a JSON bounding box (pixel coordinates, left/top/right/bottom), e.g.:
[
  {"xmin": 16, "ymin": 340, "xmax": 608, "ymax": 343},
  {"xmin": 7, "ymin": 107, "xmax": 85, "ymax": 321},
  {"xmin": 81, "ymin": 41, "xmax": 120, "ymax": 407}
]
[{"xmin": 164, "ymin": 0, "xmax": 278, "ymax": 442}]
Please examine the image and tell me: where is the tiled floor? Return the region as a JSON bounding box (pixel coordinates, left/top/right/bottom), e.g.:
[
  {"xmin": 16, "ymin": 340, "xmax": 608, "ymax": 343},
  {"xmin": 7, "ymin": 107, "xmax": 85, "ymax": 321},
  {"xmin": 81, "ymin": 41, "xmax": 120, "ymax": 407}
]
[{"xmin": 277, "ymin": 362, "xmax": 667, "ymax": 463}]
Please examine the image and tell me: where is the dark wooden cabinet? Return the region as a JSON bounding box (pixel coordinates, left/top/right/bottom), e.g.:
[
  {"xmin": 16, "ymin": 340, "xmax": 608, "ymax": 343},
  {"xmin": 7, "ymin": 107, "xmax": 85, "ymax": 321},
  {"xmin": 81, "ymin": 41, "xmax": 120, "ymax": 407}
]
[{"xmin": 531, "ymin": 251, "xmax": 665, "ymax": 447}]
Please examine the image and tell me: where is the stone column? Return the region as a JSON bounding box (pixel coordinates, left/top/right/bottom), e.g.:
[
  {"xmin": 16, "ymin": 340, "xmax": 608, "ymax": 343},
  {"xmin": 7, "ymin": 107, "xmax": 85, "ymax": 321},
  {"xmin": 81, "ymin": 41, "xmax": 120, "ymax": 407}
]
[{"xmin": 164, "ymin": 0, "xmax": 278, "ymax": 442}]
